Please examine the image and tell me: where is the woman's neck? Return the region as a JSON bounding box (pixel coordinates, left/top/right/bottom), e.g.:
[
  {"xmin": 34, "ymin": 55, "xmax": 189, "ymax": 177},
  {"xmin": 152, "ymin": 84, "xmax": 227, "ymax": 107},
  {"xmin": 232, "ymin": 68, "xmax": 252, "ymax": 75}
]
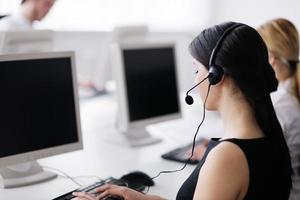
[{"xmin": 218, "ymin": 94, "xmax": 264, "ymax": 140}]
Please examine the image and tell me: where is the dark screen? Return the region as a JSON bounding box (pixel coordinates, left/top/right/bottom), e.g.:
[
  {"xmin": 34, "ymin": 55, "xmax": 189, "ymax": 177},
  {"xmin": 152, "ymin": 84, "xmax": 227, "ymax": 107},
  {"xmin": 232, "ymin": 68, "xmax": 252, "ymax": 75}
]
[
  {"xmin": 123, "ymin": 47, "xmax": 179, "ymax": 122},
  {"xmin": 0, "ymin": 57, "xmax": 79, "ymax": 158}
]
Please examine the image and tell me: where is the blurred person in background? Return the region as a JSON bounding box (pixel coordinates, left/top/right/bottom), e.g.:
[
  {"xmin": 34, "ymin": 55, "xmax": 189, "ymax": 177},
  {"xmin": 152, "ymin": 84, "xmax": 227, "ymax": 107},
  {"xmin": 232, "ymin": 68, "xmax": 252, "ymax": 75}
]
[
  {"xmin": 258, "ymin": 18, "xmax": 300, "ymax": 200},
  {"xmin": 0, "ymin": 0, "xmax": 55, "ymax": 30}
]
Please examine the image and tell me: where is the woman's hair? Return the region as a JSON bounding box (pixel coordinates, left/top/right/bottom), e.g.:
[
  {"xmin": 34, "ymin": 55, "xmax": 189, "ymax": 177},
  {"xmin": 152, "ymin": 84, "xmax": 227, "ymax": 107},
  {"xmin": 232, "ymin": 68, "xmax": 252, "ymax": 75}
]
[
  {"xmin": 257, "ymin": 18, "xmax": 300, "ymax": 103},
  {"xmin": 189, "ymin": 21, "xmax": 292, "ymax": 176}
]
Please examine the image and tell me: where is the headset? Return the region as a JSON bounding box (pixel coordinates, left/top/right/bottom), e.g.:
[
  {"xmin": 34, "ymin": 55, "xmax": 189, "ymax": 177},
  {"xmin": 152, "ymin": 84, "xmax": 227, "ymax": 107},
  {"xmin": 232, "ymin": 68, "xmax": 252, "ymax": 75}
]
[
  {"xmin": 151, "ymin": 24, "xmax": 244, "ymax": 182},
  {"xmin": 185, "ymin": 23, "xmax": 244, "ymax": 105}
]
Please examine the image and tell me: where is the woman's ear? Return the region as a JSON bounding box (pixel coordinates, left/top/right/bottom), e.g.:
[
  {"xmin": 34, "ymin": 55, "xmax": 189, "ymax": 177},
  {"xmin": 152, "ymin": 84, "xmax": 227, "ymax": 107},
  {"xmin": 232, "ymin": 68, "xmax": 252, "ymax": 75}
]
[
  {"xmin": 216, "ymin": 73, "xmax": 226, "ymax": 86},
  {"xmin": 217, "ymin": 75, "xmax": 237, "ymax": 93},
  {"xmin": 268, "ymin": 53, "xmax": 276, "ymax": 67}
]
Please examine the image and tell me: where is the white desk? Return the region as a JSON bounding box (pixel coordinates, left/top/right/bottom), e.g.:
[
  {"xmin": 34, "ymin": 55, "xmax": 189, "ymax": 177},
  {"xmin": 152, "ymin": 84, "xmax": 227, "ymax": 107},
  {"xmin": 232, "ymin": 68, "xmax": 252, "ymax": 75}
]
[{"xmin": 0, "ymin": 93, "xmax": 223, "ymax": 200}]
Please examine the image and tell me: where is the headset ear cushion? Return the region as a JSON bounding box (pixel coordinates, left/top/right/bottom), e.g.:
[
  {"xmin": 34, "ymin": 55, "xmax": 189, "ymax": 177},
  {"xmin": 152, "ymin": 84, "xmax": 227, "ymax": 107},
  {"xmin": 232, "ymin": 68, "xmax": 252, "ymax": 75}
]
[{"xmin": 208, "ymin": 65, "xmax": 224, "ymax": 85}]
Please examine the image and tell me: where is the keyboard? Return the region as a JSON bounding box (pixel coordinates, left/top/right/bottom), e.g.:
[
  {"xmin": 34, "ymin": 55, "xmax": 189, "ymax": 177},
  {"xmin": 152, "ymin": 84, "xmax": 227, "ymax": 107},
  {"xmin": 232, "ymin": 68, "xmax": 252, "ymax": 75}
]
[
  {"xmin": 52, "ymin": 177, "xmax": 146, "ymax": 200},
  {"xmin": 161, "ymin": 137, "xmax": 209, "ymax": 164}
]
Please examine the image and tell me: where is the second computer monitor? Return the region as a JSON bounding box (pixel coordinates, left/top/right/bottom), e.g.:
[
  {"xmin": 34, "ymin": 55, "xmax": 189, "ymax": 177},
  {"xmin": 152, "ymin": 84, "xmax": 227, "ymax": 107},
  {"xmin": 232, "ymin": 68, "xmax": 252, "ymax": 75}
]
[
  {"xmin": 112, "ymin": 42, "xmax": 181, "ymax": 146},
  {"xmin": 0, "ymin": 30, "xmax": 53, "ymax": 54}
]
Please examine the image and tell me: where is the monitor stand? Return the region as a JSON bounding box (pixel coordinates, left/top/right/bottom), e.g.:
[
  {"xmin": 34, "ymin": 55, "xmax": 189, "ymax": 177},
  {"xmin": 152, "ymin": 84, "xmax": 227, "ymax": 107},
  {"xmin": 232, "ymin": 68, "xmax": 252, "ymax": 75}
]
[
  {"xmin": 123, "ymin": 127, "xmax": 162, "ymax": 147},
  {"xmin": 0, "ymin": 161, "xmax": 57, "ymax": 188}
]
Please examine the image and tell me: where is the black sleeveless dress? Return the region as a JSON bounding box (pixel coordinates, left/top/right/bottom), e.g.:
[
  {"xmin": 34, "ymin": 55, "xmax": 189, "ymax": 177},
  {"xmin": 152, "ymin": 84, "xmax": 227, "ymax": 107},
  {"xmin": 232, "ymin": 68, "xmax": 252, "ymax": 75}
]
[{"xmin": 176, "ymin": 138, "xmax": 291, "ymax": 200}]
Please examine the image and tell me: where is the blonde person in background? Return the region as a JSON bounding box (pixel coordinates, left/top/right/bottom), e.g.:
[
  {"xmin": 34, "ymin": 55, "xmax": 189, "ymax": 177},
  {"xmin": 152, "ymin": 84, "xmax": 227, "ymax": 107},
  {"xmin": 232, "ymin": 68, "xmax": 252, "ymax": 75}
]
[
  {"xmin": 0, "ymin": 0, "xmax": 55, "ymax": 30},
  {"xmin": 257, "ymin": 18, "xmax": 300, "ymax": 200}
]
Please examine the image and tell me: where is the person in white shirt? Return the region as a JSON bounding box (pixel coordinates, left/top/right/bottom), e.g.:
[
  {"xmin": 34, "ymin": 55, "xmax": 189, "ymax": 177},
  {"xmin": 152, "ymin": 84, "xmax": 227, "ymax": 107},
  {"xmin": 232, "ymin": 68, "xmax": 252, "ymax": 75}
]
[
  {"xmin": 0, "ymin": 0, "xmax": 55, "ymax": 30},
  {"xmin": 258, "ymin": 18, "xmax": 300, "ymax": 200}
]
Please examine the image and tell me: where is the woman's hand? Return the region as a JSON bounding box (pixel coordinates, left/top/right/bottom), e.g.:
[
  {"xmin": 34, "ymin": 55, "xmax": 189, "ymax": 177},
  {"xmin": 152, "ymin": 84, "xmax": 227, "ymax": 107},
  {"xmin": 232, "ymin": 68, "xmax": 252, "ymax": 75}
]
[{"xmin": 72, "ymin": 184, "xmax": 148, "ymax": 200}]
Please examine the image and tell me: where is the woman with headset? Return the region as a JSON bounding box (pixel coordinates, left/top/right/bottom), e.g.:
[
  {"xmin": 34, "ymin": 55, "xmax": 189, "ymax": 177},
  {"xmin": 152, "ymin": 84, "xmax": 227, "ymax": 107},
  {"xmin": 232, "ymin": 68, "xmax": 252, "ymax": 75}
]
[
  {"xmin": 73, "ymin": 22, "xmax": 292, "ymax": 200},
  {"xmin": 257, "ymin": 18, "xmax": 300, "ymax": 200}
]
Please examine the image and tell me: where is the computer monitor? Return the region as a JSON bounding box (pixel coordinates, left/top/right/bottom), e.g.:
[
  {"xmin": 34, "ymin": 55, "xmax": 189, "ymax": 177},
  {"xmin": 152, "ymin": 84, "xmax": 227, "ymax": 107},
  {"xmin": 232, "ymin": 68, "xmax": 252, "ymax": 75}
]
[
  {"xmin": 53, "ymin": 31, "xmax": 111, "ymax": 95},
  {"xmin": 0, "ymin": 30, "xmax": 53, "ymax": 54},
  {"xmin": 0, "ymin": 51, "xmax": 83, "ymax": 188},
  {"xmin": 112, "ymin": 42, "xmax": 181, "ymax": 147},
  {"xmin": 112, "ymin": 25, "xmax": 149, "ymax": 42}
]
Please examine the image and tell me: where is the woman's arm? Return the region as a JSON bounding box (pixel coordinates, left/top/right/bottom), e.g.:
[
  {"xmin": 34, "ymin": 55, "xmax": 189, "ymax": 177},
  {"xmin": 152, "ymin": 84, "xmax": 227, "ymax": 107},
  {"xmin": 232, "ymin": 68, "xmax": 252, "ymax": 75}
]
[{"xmin": 193, "ymin": 142, "xmax": 249, "ymax": 200}]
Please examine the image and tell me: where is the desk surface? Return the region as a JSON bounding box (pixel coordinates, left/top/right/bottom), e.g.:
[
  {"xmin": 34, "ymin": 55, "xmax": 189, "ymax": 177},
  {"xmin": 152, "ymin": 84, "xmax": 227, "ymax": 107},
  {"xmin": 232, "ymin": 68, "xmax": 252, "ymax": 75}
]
[{"xmin": 0, "ymin": 93, "xmax": 223, "ymax": 200}]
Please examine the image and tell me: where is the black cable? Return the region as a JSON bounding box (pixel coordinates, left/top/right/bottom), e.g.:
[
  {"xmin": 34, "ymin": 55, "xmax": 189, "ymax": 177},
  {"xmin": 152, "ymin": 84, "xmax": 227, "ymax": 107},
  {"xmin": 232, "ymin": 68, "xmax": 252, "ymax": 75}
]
[{"xmin": 151, "ymin": 84, "xmax": 212, "ymax": 180}]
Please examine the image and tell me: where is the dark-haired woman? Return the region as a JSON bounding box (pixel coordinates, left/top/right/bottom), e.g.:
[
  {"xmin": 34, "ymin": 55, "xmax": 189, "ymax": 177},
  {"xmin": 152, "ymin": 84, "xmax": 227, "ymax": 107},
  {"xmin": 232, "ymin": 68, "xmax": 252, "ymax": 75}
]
[{"xmin": 73, "ymin": 22, "xmax": 292, "ymax": 200}]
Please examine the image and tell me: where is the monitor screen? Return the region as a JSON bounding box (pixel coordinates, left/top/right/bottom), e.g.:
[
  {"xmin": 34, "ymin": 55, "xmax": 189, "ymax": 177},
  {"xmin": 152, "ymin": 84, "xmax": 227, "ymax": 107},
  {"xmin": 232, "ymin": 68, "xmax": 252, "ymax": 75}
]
[
  {"xmin": 122, "ymin": 47, "xmax": 179, "ymax": 122},
  {"xmin": 0, "ymin": 57, "xmax": 79, "ymax": 158}
]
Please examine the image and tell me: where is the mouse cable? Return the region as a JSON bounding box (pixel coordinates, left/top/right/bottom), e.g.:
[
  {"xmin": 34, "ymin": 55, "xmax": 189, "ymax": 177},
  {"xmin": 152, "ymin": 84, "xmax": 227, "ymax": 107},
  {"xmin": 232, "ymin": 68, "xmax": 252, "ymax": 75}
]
[
  {"xmin": 42, "ymin": 165, "xmax": 103, "ymax": 187},
  {"xmin": 151, "ymin": 84, "xmax": 211, "ymax": 180}
]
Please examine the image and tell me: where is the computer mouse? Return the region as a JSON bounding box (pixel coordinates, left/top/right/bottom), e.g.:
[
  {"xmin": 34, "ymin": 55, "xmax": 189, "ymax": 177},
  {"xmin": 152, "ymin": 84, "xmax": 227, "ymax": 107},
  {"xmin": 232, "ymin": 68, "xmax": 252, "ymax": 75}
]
[{"xmin": 120, "ymin": 171, "xmax": 155, "ymax": 186}]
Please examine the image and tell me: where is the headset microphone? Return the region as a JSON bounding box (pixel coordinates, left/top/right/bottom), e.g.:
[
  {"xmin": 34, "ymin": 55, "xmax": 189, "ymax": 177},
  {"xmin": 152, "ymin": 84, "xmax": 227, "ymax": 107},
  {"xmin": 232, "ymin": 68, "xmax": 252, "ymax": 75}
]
[
  {"xmin": 185, "ymin": 73, "xmax": 212, "ymax": 105},
  {"xmin": 185, "ymin": 95, "xmax": 194, "ymax": 105}
]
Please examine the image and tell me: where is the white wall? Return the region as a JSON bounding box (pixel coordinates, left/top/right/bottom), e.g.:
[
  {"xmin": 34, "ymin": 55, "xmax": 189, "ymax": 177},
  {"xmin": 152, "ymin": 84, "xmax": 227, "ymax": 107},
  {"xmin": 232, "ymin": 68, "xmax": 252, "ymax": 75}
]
[
  {"xmin": 1, "ymin": 0, "xmax": 300, "ymax": 32},
  {"xmin": 0, "ymin": 0, "xmax": 212, "ymax": 31},
  {"xmin": 39, "ymin": 0, "xmax": 211, "ymax": 31},
  {"xmin": 210, "ymin": 0, "xmax": 300, "ymax": 30}
]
